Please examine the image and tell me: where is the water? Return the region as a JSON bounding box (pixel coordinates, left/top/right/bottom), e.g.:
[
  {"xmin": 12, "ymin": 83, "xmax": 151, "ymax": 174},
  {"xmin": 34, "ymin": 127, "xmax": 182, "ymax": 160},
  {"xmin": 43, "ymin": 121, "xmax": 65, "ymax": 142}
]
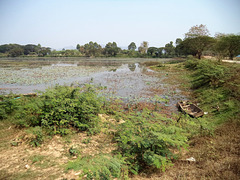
[{"xmin": 0, "ymin": 58, "xmax": 187, "ymax": 110}]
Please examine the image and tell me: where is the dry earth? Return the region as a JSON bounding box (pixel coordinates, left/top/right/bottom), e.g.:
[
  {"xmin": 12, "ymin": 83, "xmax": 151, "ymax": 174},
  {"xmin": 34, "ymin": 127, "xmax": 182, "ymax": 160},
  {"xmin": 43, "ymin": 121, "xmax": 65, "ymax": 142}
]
[{"xmin": 0, "ymin": 117, "xmax": 117, "ymax": 180}]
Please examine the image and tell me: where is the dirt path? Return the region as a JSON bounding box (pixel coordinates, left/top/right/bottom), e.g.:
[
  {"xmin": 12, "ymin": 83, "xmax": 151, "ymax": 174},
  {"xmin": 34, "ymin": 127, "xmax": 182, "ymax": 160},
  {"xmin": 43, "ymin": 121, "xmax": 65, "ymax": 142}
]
[{"xmin": 222, "ymin": 60, "xmax": 240, "ymax": 64}]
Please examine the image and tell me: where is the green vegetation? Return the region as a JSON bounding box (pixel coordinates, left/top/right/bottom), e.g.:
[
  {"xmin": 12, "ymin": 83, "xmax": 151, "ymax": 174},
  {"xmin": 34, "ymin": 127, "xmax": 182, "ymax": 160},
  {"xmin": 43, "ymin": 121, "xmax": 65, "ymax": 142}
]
[
  {"xmin": 184, "ymin": 59, "xmax": 240, "ymax": 125},
  {"xmin": 0, "ymin": 58, "xmax": 239, "ymax": 179},
  {"xmin": 1, "ymin": 24, "xmax": 239, "ymax": 59},
  {"xmin": 0, "ymin": 23, "xmax": 239, "ymax": 179},
  {"xmin": 67, "ymin": 154, "xmax": 127, "ymax": 180},
  {"xmin": 13, "ymin": 85, "xmax": 103, "ymax": 135},
  {"xmin": 115, "ymin": 111, "xmax": 188, "ymax": 174}
]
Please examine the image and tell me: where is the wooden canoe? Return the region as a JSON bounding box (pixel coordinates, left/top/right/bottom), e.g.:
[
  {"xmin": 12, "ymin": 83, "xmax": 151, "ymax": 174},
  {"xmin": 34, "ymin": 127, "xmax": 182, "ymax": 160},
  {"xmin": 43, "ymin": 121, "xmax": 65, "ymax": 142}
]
[{"xmin": 177, "ymin": 100, "xmax": 204, "ymax": 118}]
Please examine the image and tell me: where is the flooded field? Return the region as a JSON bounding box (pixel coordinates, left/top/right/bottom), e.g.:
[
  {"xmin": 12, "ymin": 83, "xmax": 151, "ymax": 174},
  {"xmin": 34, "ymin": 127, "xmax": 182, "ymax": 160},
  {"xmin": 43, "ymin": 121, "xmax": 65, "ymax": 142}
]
[{"xmin": 0, "ymin": 58, "xmax": 188, "ymax": 111}]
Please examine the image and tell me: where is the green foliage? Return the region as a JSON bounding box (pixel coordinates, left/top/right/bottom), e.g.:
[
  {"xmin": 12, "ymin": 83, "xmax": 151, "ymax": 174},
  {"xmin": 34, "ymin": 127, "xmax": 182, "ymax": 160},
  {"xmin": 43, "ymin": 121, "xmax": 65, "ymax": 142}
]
[
  {"xmin": 0, "ymin": 43, "xmax": 50, "ymax": 57},
  {"xmin": 69, "ymin": 146, "xmax": 80, "ymax": 156},
  {"xmin": 128, "ymin": 42, "xmax": 137, "ymax": 51},
  {"xmin": 0, "ymin": 95, "xmax": 20, "ymax": 120},
  {"xmin": 184, "ymin": 58, "xmax": 199, "ymax": 70},
  {"xmin": 184, "ymin": 59, "xmax": 240, "ymax": 125},
  {"xmin": 82, "ymin": 137, "xmax": 91, "ymax": 144},
  {"xmin": 14, "ymin": 85, "xmax": 103, "ymax": 135},
  {"xmin": 26, "ymin": 126, "xmax": 44, "ymax": 147},
  {"xmin": 214, "ymin": 34, "xmax": 240, "ymax": 60},
  {"xmin": 115, "ymin": 111, "xmax": 188, "ymax": 173},
  {"xmin": 104, "ymin": 42, "xmax": 120, "ymax": 57},
  {"xmin": 67, "ymin": 154, "xmax": 128, "ymax": 180},
  {"xmin": 83, "ymin": 41, "xmax": 102, "ymax": 57},
  {"xmin": 190, "ymin": 60, "xmax": 226, "ymax": 88}
]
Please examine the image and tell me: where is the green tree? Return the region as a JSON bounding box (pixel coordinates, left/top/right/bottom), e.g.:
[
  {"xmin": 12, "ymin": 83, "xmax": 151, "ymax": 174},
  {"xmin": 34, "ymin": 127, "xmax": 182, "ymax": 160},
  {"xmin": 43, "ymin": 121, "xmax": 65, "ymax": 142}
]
[
  {"xmin": 128, "ymin": 42, "xmax": 137, "ymax": 51},
  {"xmin": 76, "ymin": 44, "xmax": 80, "ymax": 51},
  {"xmin": 104, "ymin": 42, "xmax": 120, "ymax": 57},
  {"xmin": 147, "ymin": 47, "xmax": 159, "ymax": 57},
  {"xmin": 38, "ymin": 47, "xmax": 51, "ymax": 57},
  {"xmin": 8, "ymin": 47, "xmax": 24, "ymax": 57},
  {"xmin": 175, "ymin": 38, "xmax": 183, "ymax": 57},
  {"xmin": 214, "ymin": 34, "xmax": 240, "ymax": 60},
  {"xmin": 183, "ymin": 24, "xmax": 214, "ymax": 59},
  {"xmin": 84, "ymin": 41, "xmax": 102, "ymax": 57},
  {"xmin": 23, "ymin": 44, "xmax": 38, "ymax": 55},
  {"xmin": 164, "ymin": 41, "xmax": 175, "ymax": 57}
]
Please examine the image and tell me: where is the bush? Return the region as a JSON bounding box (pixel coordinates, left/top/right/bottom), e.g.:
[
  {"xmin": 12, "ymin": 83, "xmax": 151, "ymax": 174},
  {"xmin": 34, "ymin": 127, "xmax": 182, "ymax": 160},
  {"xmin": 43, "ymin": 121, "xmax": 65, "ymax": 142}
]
[
  {"xmin": 26, "ymin": 126, "xmax": 44, "ymax": 147},
  {"xmin": 0, "ymin": 95, "xmax": 20, "ymax": 120},
  {"xmin": 15, "ymin": 85, "xmax": 104, "ymax": 135},
  {"xmin": 67, "ymin": 154, "xmax": 127, "ymax": 180},
  {"xmin": 184, "ymin": 59, "xmax": 199, "ymax": 70},
  {"xmin": 115, "ymin": 110, "xmax": 187, "ymax": 174}
]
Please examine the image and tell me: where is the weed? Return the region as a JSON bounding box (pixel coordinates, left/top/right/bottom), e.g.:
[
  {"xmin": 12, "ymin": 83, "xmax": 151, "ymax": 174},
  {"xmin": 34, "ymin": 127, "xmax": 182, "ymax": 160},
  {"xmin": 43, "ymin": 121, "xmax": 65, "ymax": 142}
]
[
  {"xmin": 0, "ymin": 95, "xmax": 20, "ymax": 120},
  {"xmin": 26, "ymin": 126, "xmax": 44, "ymax": 147},
  {"xmin": 82, "ymin": 137, "xmax": 91, "ymax": 144},
  {"xmin": 115, "ymin": 110, "xmax": 188, "ymax": 174},
  {"xmin": 30, "ymin": 155, "xmax": 45, "ymax": 164},
  {"xmin": 69, "ymin": 146, "xmax": 80, "ymax": 156},
  {"xmin": 66, "ymin": 154, "xmax": 128, "ymax": 180}
]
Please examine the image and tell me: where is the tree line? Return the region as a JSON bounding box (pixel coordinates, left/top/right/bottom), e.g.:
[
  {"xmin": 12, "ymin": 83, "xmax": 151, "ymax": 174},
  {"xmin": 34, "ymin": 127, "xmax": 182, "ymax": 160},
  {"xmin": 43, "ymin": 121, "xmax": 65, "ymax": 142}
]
[
  {"xmin": 0, "ymin": 44, "xmax": 51, "ymax": 57},
  {"xmin": 1, "ymin": 25, "xmax": 239, "ymax": 60}
]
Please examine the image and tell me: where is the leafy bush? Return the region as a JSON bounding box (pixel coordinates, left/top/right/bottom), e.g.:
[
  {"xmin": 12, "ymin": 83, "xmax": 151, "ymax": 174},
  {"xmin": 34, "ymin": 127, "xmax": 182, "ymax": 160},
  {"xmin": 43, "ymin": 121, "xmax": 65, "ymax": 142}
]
[
  {"xmin": 0, "ymin": 95, "xmax": 20, "ymax": 120},
  {"xmin": 67, "ymin": 154, "xmax": 127, "ymax": 180},
  {"xmin": 115, "ymin": 110, "xmax": 187, "ymax": 174},
  {"xmin": 69, "ymin": 146, "xmax": 80, "ymax": 156},
  {"xmin": 184, "ymin": 58, "xmax": 199, "ymax": 70},
  {"xmin": 26, "ymin": 126, "xmax": 44, "ymax": 147},
  {"xmin": 15, "ymin": 85, "xmax": 104, "ymax": 135}
]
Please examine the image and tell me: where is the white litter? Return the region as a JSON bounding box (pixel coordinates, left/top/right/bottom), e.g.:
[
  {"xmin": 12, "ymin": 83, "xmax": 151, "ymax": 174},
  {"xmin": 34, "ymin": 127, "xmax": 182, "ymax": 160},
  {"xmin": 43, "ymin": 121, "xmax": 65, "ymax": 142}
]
[{"xmin": 186, "ymin": 157, "xmax": 196, "ymax": 162}]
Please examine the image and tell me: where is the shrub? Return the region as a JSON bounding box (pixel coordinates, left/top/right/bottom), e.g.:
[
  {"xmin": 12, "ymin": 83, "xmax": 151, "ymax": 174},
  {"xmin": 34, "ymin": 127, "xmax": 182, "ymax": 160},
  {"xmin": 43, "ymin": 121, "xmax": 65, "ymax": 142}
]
[
  {"xmin": 115, "ymin": 110, "xmax": 187, "ymax": 174},
  {"xmin": 0, "ymin": 95, "xmax": 20, "ymax": 120},
  {"xmin": 66, "ymin": 154, "xmax": 127, "ymax": 180},
  {"xmin": 184, "ymin": 58, "xmax": 199, "ymax": 70},
  {"xmin": 26, "ymin": 126, "xmax": 44, "ymax": 147},
  {"xmin": 15, "ymin": 85, "xmax": 104, "ymax": 135}
]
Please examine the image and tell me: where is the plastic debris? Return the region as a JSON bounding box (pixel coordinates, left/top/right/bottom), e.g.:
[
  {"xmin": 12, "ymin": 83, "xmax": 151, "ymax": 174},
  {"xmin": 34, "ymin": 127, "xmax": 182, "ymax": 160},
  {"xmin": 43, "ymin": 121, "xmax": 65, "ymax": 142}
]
[{"xmin": 186, "ymin": 157, "xmax": 196, "ymax": 162}]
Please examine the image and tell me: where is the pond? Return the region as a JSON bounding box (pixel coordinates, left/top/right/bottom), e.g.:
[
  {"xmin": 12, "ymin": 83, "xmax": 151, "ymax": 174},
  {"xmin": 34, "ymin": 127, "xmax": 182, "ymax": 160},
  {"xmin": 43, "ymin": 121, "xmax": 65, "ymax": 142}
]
[{"xmin": 0, "ymin": 58, "xmax": 188, "ymax": 112}]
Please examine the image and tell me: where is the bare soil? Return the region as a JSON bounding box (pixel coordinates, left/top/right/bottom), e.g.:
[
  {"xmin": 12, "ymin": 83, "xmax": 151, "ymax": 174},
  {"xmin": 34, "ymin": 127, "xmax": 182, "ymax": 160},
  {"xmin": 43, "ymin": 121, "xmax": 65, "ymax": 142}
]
[{"xmin": 0, "ymin": 119, "xmax": 116, "ymax": 180}]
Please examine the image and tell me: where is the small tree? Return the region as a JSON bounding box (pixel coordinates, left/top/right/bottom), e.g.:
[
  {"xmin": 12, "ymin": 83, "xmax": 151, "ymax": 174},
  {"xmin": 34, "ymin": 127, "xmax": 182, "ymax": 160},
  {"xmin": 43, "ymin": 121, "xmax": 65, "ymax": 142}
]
[
  {"xmin": 128, "ymin": 42, "xmax": 137, "ymax": 51},
  {"xmin": 183, "ymin": 24, "xmax": 214, "ymax": 59},
  {"xmin": 76, "ymin": 44, "xmax": 80, "ymax": 51},
  {"xmin": 164, "ymin": 41, "xmax": 175, "ymax": 57},
  {"xmin": 104, "ymin": 42, "xmax": 120, "ymax": 57}
]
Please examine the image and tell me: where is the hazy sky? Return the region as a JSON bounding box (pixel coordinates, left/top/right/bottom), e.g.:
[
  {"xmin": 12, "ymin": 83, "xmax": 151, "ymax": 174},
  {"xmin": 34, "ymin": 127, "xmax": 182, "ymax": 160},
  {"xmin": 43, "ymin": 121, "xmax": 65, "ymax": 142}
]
[{"xmin": 0, "ymin": 0, "xmax": 239, "ymax": 49}]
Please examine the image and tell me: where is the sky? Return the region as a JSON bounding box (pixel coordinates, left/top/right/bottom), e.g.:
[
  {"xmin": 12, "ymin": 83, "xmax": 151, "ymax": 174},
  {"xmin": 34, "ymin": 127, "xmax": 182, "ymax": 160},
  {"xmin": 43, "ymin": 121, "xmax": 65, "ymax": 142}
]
[{"xmin": 0, "ymin": 0, "xmax": 239, "ymax": 50}]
